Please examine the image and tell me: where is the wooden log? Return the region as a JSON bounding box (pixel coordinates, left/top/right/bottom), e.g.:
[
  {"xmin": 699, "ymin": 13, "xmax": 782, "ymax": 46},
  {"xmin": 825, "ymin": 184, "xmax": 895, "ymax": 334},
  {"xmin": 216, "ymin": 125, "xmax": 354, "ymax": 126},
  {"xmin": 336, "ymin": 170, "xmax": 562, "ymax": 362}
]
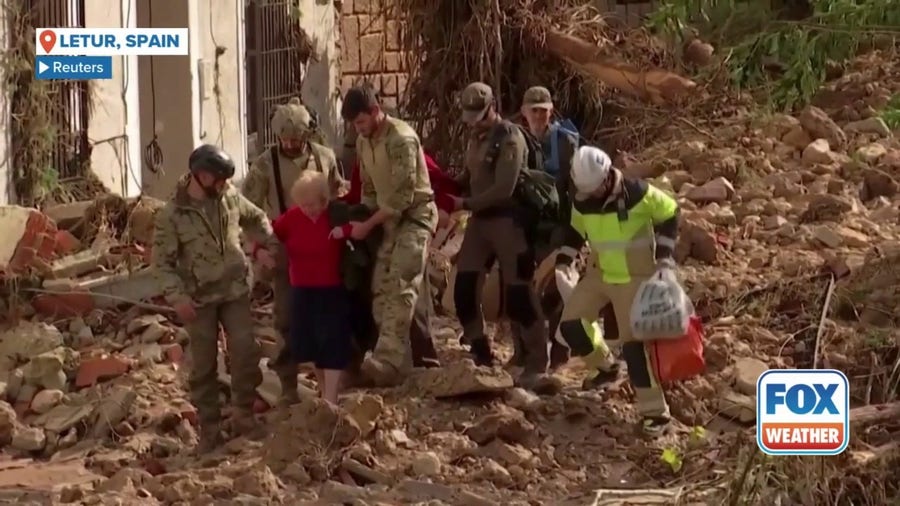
[{"xmin": 849, "ymin": 401, "xmax": 900, "ymax": 426}]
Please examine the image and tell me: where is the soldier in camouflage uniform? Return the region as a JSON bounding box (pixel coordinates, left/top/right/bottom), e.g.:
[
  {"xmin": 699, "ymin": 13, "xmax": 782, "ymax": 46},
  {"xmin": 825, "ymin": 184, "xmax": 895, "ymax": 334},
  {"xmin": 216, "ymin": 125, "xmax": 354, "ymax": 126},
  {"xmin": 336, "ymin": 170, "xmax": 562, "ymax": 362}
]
[
  {"xmin": 340, "ymin": 86, "xmax": 438, "ymax": 386},
  {"xmin": 152, "ymin": 144, "xmax": 280, "ymax": 453},
  {"xmin": 242, "ymin": 98, "xmax": 343, "ymax": 405}
]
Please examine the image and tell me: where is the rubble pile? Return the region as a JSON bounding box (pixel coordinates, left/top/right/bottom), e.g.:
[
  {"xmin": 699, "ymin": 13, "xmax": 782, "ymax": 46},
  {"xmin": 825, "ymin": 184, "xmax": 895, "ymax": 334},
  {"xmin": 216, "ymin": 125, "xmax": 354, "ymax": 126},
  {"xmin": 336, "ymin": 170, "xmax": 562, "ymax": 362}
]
[{"xmin": 0, "ymin": 52, "xmax": 899, "ymax": 505}]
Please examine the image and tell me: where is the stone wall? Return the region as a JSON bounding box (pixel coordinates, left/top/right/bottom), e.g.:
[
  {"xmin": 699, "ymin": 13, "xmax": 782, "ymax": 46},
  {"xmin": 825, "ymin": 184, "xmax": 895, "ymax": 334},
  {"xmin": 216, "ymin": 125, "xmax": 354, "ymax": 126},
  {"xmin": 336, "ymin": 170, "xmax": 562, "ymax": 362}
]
[{"xmin": 339, "ymin": 0, "xmax": 408, "ymax": 111}]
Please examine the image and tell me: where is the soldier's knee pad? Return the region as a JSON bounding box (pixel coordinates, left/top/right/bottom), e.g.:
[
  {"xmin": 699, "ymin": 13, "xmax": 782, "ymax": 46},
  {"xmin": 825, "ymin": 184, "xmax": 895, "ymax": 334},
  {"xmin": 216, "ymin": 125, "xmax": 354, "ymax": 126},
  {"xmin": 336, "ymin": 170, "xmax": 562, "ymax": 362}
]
[
  {"xmin": 622, "ymin": 341, "xmax": 653, "ymax": 388},
  {"xmin": 558, "ymin": 319, "xmax": 595, "ymax": 357},
  {"xmin": 454, "ymin": 271, "xmax": 480, "ymax": 323},
  {"xmin": 504, "ymin": 284, "xmax": 538, "ymax": 327}
]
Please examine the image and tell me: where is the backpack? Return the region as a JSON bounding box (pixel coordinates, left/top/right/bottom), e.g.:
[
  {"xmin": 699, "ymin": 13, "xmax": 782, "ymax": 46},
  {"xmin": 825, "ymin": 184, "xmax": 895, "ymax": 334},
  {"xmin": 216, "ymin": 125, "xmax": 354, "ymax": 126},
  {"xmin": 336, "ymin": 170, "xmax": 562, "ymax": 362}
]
[
  {"xmin": 484, "ymin": 121, "xmax": 561, "ymax": 225},
  {"xmin": 545, "ymin": 119, "xmax": 580, "ymax": 177}
]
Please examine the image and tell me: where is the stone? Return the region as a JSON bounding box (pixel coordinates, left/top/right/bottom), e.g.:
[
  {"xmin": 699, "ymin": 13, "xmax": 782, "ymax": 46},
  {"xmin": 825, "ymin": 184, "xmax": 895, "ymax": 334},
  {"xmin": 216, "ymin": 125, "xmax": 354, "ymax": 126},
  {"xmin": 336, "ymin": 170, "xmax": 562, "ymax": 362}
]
[
  {"xmin": 343, "ymin": 393, "xmax": 384, "ymax": 438},
  {"xmin": 505, "ymin": 387, "xmax": 541, "ymax": 412},
  {"xmin": 801, "ymin": 194, "xmax": 853, "ymax": 223},
  {"xmin": 30, "ymin": 389, "xmax": 64, "ymax": 414},
  {"xmin": 719, "ymin": 391, "xmax": 756, "ymax": 422},
  {"xmin": 762, "ymin": 215, "xmax": 787, "ymax": 230},
  {"xmin": 410, "ymin": 451, "xmax": 442, "ymax": 476},
  {"xmin": 782, "ymin": 126, "xmax": 812, "ymax": 149},
  {"xmin": 812, "ymin": 226, "xmax": 843, "ymax": 248},
  {"xmin": 0, "ymin": 400, "xmax": 18, "ymax": 445},
  {"xmin": 799, "ymin": 106, "xmax": 847, "ymax": 149},
  {"xmin": 139, "ymin": 322, "xmax": 171, "ymax": 344},
  {"xmin": 0, "ymin": 322, "xmax": 65, "ymax": 371},
  {"xmin": 732, "ymin": 358, "xmax": 768, "ymax": 395},
  {"xmin": 414, "ymin": 359, "xmax": 513, "ymax": 398},
  {"xmin": 126, "ymin": 314, "xmax": 167, "ymax": 335},
  {"xmin": 835, "ymin": 226, "xmax": 870, "ymax": 248},
  {"xmin": 856, "ymin": 143, "xmax": 887, "ymax": 164},
  {"xmin": 685, "ymin": 177, "xmax": 734, "ymax": 203},
  {"xmin": 860, "ymin": 169, "xmax": 899, "ymax": 201},
  {"xmin": 844, "ymin": 117, "xmax": 891, "ymax": 136},
  {"xmin": 802, "ymin": 139, "xmax": 834, "ymax": 165},
  {"xmin": 22, "ymin": 348, "xmax": 67, "ymax": 385},
  {"xmin": 11, "ymin": 426, "xmax": 47, "ymax": 452},
  {"xmin": 464, "ymin": 406, "xmax": 536, "ymax": 446},
  {"xmin": 91, "ymin": 386, "xmax": 137, "ymax": 438}
]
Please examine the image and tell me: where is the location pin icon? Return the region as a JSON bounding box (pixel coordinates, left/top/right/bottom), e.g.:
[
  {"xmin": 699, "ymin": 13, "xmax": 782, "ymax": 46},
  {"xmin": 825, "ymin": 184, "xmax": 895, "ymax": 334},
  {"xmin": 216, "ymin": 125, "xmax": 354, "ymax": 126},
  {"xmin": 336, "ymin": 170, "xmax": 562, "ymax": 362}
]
[{"xmin": 39, "ymin": 30, "xmax": 56, "ymax": 54}]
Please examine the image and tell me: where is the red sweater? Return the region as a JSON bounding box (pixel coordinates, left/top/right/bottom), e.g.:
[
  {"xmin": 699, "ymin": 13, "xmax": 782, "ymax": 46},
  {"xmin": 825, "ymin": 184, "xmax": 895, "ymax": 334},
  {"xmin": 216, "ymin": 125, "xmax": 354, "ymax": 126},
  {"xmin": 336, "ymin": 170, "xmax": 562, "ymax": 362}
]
[
  {"xmin": 272, "ymin": 207, "xmax": 351, "ymax": 287},
  {"xmin": 341, "ymin": 151, "xmax": 461, "ymax": 213}
]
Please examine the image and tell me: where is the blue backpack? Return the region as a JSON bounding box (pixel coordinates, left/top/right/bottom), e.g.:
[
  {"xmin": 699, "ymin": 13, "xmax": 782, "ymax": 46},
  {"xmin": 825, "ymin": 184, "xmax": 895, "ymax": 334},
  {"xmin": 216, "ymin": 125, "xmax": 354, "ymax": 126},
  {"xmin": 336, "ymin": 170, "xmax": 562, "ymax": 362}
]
[{"xmin": 544, "ymin": 119, "xmax": 580, "ymax": 177}]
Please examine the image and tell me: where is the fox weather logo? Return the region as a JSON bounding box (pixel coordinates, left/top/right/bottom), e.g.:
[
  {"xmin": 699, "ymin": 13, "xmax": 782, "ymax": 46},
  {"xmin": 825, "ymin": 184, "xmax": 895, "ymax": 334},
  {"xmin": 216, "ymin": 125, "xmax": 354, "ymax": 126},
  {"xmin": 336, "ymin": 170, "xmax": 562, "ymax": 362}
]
[{"xmin": 756, "ymin": 369, "xmax": 849, "ymax": 456}]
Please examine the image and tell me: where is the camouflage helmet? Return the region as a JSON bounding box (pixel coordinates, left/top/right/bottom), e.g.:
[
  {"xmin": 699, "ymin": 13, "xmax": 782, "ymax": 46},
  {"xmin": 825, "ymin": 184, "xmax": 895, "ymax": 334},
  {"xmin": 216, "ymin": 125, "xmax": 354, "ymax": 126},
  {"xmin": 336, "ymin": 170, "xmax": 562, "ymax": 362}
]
[{"xmin": 271, "ymin": 97, "xmax": 314, "ymax": 139}]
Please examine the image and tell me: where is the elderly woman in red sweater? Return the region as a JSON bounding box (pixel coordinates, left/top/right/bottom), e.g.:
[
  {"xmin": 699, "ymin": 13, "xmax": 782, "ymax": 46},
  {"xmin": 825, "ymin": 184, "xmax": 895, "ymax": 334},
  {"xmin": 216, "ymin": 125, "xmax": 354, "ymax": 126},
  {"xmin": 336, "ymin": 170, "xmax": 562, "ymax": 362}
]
[{"xmin": 341, "ymin": 151, "xmax": 460, "ymax": 369}]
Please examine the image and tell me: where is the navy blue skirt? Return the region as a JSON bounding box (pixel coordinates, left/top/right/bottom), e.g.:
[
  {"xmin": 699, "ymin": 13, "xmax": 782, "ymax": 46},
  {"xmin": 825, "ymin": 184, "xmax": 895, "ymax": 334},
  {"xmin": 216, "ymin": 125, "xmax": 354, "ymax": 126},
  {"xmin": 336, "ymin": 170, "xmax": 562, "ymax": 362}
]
[{"xmin": 289, "ymin": 285, "xmax": 353, "ymax": 370}]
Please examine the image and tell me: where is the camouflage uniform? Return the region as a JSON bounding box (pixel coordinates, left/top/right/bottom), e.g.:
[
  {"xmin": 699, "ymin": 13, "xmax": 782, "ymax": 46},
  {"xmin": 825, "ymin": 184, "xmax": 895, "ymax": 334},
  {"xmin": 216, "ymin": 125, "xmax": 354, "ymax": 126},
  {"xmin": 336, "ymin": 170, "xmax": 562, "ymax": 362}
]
[
  {"xmin": 152, "ymin": 175, "xmax": 279, "ymax": 436},
  {"xmin": 241, "ymin": 98, "xmax": 343, "ymax": 400},
  {"xmin": 358, "ymin": 115, "xmax": 438, "ymax": 385}
]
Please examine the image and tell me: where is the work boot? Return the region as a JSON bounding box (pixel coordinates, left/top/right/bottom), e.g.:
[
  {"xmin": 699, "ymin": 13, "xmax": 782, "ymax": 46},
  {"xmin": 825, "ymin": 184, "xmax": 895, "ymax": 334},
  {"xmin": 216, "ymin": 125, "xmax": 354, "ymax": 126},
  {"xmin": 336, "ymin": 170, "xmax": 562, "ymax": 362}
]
[
  {"xmin": 516, "ymin": 372, "xmax": 564, "ymax": 395},
  {"xmin": 642, "ymin": 415, "xmax": 671, "ymax": 436},
  {"xmin": 581, "ymin": 363, "xmax": 621, "ymax": 390},
  {"xmin": 360, "ymin": 356, "xmax": 406, "ymax": 387},
  {"xmin": 197, "ymin": 423, "xmax": 224, "ymax": 454},
  {"xmin": 231, "ymin": 410, "xmax": 268, "ymax": 441},
  {"xmin": 469, "ymin": 339, "xmax": 495, "ymax": 367},
  {"xmin": 549, "ymin": 342, "xmax": 570, "ymax": 371}
]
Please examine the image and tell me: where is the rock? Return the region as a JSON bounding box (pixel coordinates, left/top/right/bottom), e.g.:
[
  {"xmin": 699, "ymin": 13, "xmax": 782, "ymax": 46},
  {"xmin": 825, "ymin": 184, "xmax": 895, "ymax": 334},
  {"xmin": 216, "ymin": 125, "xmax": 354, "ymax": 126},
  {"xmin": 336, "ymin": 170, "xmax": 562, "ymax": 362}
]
[
  {"xmin": 845, "ymin": 117, "xmax": 891, "ymax": 136},
  {"xmin": 733, "ymin": 358, "xmax": 768, "ymax": 395},
  {"xmin": 30, "ymin": 389, "xmax": 64, "ymax": 414},
  {"xmin": 763, "ymin": 215, "xmax": 787, "ymax": 230},
  {"xmin": 232, "ymin": 464, "xmax": 282, "ymax": 497},
  {"xmin": 813, "ymin": 226, "xmax": 843, "ymax": 248},
  {"xmin": 683, "ymin": 39, "xmax": 714, "ymax": 66},
  {"xmin": 0, "ymin": 401, "xmax": 18, "ymax": 445},
  {"xmin": 11, "ymin": 426, "xmax": 47, "ymax": 452},
  {"xmin": 719, "ymin": 391, "xmax": 756, "ymax": 423},
  {"xmin": 125, "ymin": 314, "xmax": 167, "ymax": 335},
  {"xmin": 835, "ymin": 226, "xmax": 870, "ymax": 248},
  {"xmin": 799, "ymin": 106, "xmax": 847, "ymax": 149},
  {"xmin": 415, "ymin": 359, "xmax": 513, "ymax": 398},
  {"xmin": 4, "ymin": 369, "xmax": 24, "ymax": 401},
  {"xmin": 782, "ymin": 126, "xmax": 812, "ymax": 149},
  {"xmin": 22, "ymin": 347, "xmax": 67, "ymax": 385},
  {"xmin": 860, "ymin": 169, "xmax": 899, "ymax": 201},
  {"xmin": 801, "ymin": 194, "xmax": 853, "ymax": 223},
  {"xmin": 263, "ymin": 398, "xmax": 361, "ymax": 473},
  {"xmin": 856, "ymin": 143, "xmax": 887, "ymax": 164},
  {"xmin": 505, "ymin": 387, "xmax": 541, "ymax": 412},
  {"xmin": 676, "ymin": 221, "xmax": 719, "ymax": 264},
  {"xmin": 0, "ymin": 322, "xmax": 65, "ymax": 371},
  {"xmin": 139, "ymin": 322, "xmax": 171, "ymax": 344},
  {"xmin": 802, "ymin": 139, "xmax": 834, "ymax": 165},
  {"xmin": 464, "ymin": 406, "xmax": 536, "ymax": 446},
  {"xmin": 685, "ymin": 177, "xmax": 734, "ymax": 203},
  {"xmin": 410, "ymin": 451, "xmax": 442, "ymax": 476},
  {"xmin": 765, "ymin": 113, "xmax": 800, "ymax": 139},
  {"xmin": 343, "ymin": 393, "xmax": 384, "ymax": 438},
  {"xmin": 91, "ymin": 386, "xmax": 137, "ymax": 438},
  {"xmin": 319, "ymin": 480, "xmax": 370, "ymax": 503}
]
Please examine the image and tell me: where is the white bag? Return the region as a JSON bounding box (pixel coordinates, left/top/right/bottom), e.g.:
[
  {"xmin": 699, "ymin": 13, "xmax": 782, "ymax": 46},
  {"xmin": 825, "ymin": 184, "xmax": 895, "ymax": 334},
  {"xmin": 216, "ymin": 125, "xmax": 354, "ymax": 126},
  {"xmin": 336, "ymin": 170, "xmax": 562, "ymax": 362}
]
[{"xmin": 629, "ymin": 267, "xmax": 692, "ymax": 341}]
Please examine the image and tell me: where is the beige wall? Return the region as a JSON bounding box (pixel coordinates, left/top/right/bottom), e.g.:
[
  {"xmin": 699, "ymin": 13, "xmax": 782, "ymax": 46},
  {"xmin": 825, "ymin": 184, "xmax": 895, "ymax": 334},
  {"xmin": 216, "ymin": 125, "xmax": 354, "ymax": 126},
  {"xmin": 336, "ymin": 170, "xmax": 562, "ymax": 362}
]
[
  {"xmin": 84, "ymin": 1, "xmax": 142, "ymax": 198},
  {"xmin": 0, "ymin": 6, "xmax": 10, "ymax": 204},
  {"xmin": 297, "ymin": 0, "xmax": 341, "ymax": 150}
]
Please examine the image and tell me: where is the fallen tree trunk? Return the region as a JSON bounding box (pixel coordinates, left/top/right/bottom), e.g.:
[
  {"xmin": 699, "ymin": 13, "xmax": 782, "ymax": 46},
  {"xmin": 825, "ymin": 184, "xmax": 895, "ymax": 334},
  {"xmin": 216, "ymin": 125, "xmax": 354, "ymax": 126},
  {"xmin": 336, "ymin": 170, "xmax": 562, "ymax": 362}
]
[
  {"xmin": 849, "ymin": 401, "xmax": 900, "ymax": 426},
  {"xmin": 543, "ymin": 30, "xmax": 697, "ymax": 105}
]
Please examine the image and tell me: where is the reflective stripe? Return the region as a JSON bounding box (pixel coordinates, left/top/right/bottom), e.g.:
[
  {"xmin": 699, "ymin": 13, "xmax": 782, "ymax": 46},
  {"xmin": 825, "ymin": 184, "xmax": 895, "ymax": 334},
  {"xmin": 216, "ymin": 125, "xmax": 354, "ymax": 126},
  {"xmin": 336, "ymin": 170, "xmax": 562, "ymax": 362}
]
[
  {"xmin": 655, "ymin": 235, "xmax": 675, "ymax": 249},
  {"xmin": 589, "ymin": 235, "xmax": 653, "ymax": 252}
]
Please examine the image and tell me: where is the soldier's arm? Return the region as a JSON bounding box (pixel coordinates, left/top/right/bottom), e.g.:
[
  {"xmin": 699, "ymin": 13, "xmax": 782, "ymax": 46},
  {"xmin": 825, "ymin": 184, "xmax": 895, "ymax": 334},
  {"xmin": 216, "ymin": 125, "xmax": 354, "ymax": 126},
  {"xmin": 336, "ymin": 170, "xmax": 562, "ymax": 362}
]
[
  {"xmin": 361, "ymin": 134, "xmax": 420, "ymax": 229},
  {"xmin": 323, "ymin": 150, "xmax": 345, "ymax": 197},
  {"xmin": 236, "ymin": 193, "xmax": 280, "ymax": 251},
  {"xmin": 242, "ymin": 154, "xmax": 271, "ymax": 211},
  {"xmin": 150, "ymin": 207, "xmax": 191, "ymax": 306},
  {"xmin": 462, "ymin": 132, "xmax": 522, "ymax": 212}
]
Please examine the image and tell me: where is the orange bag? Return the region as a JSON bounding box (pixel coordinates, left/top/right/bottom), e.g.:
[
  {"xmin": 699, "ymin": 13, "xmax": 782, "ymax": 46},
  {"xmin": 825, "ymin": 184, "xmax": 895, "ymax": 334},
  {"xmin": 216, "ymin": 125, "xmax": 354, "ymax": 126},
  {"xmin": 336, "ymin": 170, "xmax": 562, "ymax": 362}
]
[{"xmin": 649, "ymin": 315, "xmax": 706, "ymax": 382}]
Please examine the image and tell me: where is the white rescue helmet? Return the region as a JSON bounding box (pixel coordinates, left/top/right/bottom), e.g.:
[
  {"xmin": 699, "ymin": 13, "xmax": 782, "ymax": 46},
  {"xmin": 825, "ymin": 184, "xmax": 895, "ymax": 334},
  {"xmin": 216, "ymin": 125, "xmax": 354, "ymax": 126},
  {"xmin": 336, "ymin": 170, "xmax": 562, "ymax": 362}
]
[{"xmin": 571, "ymin": 146, "xmax": 612, "ymax": 199}]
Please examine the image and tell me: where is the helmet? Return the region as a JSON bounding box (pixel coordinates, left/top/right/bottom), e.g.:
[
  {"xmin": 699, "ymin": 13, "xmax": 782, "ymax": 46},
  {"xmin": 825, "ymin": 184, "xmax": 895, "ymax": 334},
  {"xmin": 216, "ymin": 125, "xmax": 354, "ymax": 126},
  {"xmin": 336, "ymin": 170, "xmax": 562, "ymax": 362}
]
[
  {"xmin": 571, "ymin": 146, "xmax": 612, "ymax": 197},
  {"xmin": 271, "ymin": 97, "xmax": 314, "ymax": 138},
  {"xmin": 189, "ymin": 144, "xmax": 235, "ymax": 179}
]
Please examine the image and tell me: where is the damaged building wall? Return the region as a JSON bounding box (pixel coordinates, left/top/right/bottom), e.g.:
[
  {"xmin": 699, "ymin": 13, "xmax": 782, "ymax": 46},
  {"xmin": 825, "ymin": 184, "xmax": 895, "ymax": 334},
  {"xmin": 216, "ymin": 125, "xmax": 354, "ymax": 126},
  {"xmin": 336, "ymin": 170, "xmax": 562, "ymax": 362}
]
[
  {"xmin": 137, "ymin": 0, "xmax": 247, "ymax": 198},
  {"xmin": 297, "ymin": 0, "xmax": 341, "ymax": 150},
  {"xmin": 84, "ymin": 2, "xmax": 142, "ymax": 199},
  {"xmin": 0, "ymin": 7, "xmax": 10, "ymax": 205}
]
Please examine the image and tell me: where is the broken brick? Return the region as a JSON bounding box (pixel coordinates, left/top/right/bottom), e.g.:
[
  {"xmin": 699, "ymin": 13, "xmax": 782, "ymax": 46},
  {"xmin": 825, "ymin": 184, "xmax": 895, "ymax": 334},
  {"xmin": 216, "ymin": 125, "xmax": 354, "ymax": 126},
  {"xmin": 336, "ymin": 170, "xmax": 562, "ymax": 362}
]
[
  {"xmin": 180, "ymin": 406, "xmax": 198, "ymax": 426},
  {"xmin": 32, "ymin": 291, "xmax": 95, "ymax": 318},
  {"xmin": 0, "ymin": 206, "xmax": 62, "ymax": 276},
  {"xmin": 164, "ymin": 344, "xmax": 184, "ymax": 364},
  {"xmin": 54, "ymin": 230, "xmax": 81, "ymax": 255},
  {"xmin": 75, "ymin": 356, "xmax": 131, "ymax": 388}
]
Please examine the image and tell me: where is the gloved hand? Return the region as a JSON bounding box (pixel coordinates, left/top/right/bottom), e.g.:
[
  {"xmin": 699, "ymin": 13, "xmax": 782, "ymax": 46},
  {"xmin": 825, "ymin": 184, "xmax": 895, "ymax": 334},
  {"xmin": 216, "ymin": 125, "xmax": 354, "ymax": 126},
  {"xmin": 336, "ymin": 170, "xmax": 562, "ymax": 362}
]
[{"xmin": 554, "ymin": 265, "xmax": 579, "ymax": 303}]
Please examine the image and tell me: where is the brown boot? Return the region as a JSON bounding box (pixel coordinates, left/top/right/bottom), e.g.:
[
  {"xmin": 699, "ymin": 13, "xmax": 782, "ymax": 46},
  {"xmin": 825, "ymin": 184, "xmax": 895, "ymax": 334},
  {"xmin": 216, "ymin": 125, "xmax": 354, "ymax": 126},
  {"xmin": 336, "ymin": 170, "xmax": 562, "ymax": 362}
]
[
  {"xmin": 231, "ymin": 411, "xmax": 268, "ymax": 441},
  {"xmin": 197, "ymin": 423, "xmax": 224, "ymax": 454}
]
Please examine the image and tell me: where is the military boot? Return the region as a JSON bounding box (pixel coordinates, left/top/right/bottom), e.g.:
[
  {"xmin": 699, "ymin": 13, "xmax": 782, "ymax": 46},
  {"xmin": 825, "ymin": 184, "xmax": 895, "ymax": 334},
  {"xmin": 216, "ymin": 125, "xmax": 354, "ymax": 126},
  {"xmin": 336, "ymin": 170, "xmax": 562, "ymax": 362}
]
[
  {"xmin": 549, "ymin": 342, "xmax": 571, "ymax": 371},
  {"xmin": 503, "ymin": 336, "xmax": 526, "ymax": 370},
  {"xmin": 197, "ymin": 423, "xmax": 224, "ymax": 454},
  {"xmin": 231, "ymin": 410, "xmax": 268, "ymax": 441},
  {"xmin": 360, "ymin": 356, "xmax": 407, "ymax": 387},
  {"xmin": 516, "ymin": 372, "xmax": 563, "ymax": 395},
  {"xmin": 469, "ymin": 338, "xmax": 496, "ymax": 367},
  {"xmin": 581, "ymin": 363, "xmax": 621, "ymax": 390}
]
